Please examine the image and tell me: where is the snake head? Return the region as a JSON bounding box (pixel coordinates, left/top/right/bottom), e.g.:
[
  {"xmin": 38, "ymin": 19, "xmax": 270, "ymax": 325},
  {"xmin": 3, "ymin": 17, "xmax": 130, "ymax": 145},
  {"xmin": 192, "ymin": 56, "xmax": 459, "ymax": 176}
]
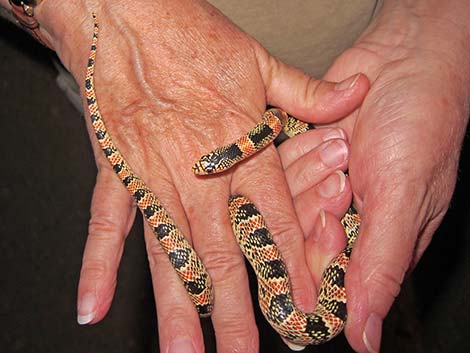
[{"xmin": 192, "ymin": 154, "xmax": 218, "ymax": 175}]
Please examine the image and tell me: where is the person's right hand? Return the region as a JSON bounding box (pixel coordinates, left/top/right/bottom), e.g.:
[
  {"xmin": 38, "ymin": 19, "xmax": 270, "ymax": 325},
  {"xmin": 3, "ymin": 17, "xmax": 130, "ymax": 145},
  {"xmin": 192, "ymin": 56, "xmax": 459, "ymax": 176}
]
[
  {"xmin": 293, "ymin": 1, "xmax": 470, "ymax": 352},
  {"xmin": 35, "ymin": 0, "xmax": 368, "ymax": 352}
]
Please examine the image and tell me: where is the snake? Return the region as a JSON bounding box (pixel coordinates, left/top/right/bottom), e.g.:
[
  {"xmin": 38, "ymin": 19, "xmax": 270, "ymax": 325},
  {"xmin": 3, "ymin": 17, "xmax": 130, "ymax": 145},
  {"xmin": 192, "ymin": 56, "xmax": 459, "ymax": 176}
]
[{"xmin": 85, "ymin": 14, "xmax": 361, "ymax": 348}]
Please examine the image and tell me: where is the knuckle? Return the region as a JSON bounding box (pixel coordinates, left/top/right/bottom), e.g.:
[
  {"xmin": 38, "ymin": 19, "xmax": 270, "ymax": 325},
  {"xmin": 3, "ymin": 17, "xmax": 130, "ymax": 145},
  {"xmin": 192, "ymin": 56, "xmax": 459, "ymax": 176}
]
[
  {"xmin": 95, "ymin": 154, "xmax": 112, "ymax": 171},
  {"xmin": 88, "ymin": 214, "xmax": 126, "ymax": 241},
  {"xmin": 158, "ymin": 305, "xmax": 193, "ymax": 325},
  {"xmin": 268, "ymin": 215, "xmax": 302, "ymax": 249},
  {"xmin": 234, "ymin": 147, "xmax": 280, "ymax": 186},
  {"xmin": 199, "ymin": 245, "xmax": 245, "ymax": 283},
  {"xmin": 145, "ymin": 236, "xmax": 166, "ymax": 256},
  {"xmin": 80, "ymin": 258, "xmax": 110, "ymax": 282},
  {"xmin": 145, "ymin": 239, "xmax": 167, "ymax": 269},
  {"xmin": 302, "ymin": 76, "xmax": 322, "ymax": 107},
  {"xmin": 365, "ymin": 262, "xmax": 406, "ymax": 310},
  {"xmin": 294, "ymin": 164, "xmax": 316, "ymax": 190},
  {"xmin": 217, "ymin": 326, "xmax": 259, "ymax": 353}
]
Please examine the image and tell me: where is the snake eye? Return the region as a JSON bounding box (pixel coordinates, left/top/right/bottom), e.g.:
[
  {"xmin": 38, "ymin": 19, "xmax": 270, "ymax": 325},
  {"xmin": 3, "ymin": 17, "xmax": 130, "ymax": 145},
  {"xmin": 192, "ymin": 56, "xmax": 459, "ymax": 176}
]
[
  {"xmin": 199, "ymin": 156, "xmax": 218, "ymax": 173},
  {"xmin": 204, "ymin": 163, "xmax": 215, "ymax": 173},
  {"xmin": 193, "ymin": 157, "xmax": 217, "ymax": 175}
]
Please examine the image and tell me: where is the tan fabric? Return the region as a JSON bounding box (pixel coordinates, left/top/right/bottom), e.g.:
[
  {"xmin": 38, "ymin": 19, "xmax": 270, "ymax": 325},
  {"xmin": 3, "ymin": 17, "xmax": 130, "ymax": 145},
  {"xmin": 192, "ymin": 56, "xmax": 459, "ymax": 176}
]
[{"xmin": 208, "ymin": 0, "xmax": 383, "ymax": 77}]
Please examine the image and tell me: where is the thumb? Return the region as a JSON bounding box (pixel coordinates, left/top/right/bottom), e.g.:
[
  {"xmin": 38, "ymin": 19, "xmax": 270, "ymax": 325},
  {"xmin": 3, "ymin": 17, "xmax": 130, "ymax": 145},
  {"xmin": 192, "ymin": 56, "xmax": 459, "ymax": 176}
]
[
  {"xmin": 255, "ymin": 48, "xmax": 369, "ymax": 123},
  {"xmin": 344, "ymin": 185, "xmax": 421, "ymax": 353}
]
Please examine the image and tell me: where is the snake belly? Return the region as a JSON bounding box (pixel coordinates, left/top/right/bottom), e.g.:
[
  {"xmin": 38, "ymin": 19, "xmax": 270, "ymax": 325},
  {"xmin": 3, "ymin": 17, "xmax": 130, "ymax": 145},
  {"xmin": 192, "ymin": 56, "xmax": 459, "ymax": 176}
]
[
  {"xmin": 85, "ymin": 14, "xmax": 213, "ymax": 316},
  {"xmin": 194, "ymin": 109, "xmax": 362, "ymax": 346}
]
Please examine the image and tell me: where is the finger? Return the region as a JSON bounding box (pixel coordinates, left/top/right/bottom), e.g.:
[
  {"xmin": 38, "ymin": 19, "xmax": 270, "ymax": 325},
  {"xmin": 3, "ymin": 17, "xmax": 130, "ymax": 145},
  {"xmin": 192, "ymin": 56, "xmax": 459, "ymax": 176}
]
[
  {"xmin": 77, "ymin": 167, "xmax": 136, "ymax": 325},
  {"xmin": 231, "ymin": 146, "xmax": 317, "ymax": 313},
  {"xmin": 144, "ymin": 225, "xmax": 206, "ymax": 353},
  {"xmin": 294, "ymin": 171, "xmax": 352, "ymax": 237},
  {"xmin": 344, "ymin": 183, "xmax": 421, "ymax": 353},
  {"xmin": 284, "ymin": 138, "xmax": 349, "ymax": 197},
  {"xmin": 136, "ymin": 163, "xmax": 207, "ymax": 353},
  {"xmin": 281, "ymin": 132, "xmax": 352, "ymax": 236},
  {"xmin": 305, "ymin": 210, "xmax": 348, "ymax": 286},
  {"xmin": 278, "ymin": 127, "xmax": 347, "ymax": 170},
  {"xmin": 153, "ymin": 116, "xmax": 262, "ymax": 353},
  {"xmin": 256, "ymin": 49, "xmax": 370, "ymax": 123},
  {"xmin": 175, "ymin": 175, "xmax": 259, "ymax": 353},
  {"xmin": 139, "ymin": 145, "xmax": 260, "ymax": 353}
]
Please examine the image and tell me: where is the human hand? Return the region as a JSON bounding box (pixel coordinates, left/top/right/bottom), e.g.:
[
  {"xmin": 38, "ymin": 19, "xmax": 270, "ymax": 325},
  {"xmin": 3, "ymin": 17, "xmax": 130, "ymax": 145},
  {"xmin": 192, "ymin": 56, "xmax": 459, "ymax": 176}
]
[
  {"xmin": 85, "ymin": 125, "xmax": 357, "ymax": 352},
  {"xmin": 301, "ymin": 1, "xmax": 470, "ymax": 352},
  {"xmin": 32, "ymin": 0, "xmax": 369, "ymax": 352}
]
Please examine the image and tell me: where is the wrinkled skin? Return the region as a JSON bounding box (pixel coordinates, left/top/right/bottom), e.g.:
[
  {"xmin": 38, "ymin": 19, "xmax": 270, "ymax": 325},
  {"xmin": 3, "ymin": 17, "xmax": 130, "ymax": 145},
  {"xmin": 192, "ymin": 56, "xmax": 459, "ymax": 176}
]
[
  {"xmin": 10, "ymin": 0, "xmax": 468, "ymax": 352},
  {"xmin": 25, "ymin": 0, "xmax": 369, "ymax": 352},
  {"xmin": 312, "ymin": 2, "xmax": 470, "ymax": 351}
]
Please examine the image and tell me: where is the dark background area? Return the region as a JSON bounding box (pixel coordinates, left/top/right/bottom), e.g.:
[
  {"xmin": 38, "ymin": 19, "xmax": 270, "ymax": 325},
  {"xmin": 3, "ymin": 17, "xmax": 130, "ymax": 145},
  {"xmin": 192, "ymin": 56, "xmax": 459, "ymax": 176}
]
[{"xmin": 1, "ymin": 19, "xmax": 469, "ymax": 353}]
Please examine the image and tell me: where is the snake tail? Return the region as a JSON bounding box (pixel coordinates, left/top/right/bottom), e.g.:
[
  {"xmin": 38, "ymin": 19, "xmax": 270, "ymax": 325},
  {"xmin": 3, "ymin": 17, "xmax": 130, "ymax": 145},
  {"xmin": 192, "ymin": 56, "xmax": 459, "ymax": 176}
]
[
  {"xmin": 85, "ymin": 13, "xmax": 214, "ymax": 316},
  {"xmin": 229, "ymin": 195, "xmax": 360, "ymax": 346}
]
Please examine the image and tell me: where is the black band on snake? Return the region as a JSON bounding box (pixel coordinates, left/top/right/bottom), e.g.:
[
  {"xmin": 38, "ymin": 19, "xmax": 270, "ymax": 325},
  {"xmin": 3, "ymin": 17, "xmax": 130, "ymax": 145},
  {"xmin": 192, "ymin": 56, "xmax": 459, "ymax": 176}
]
[{"xmin": 85, "ymin": 13, "xmax": 361, "ymax": 349}]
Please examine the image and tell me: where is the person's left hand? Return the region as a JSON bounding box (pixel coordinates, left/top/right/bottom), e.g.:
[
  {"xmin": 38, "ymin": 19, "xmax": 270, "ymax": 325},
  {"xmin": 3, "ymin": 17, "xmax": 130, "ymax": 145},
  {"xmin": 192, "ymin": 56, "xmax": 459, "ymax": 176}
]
[
  {"xmin": 83, "ymin": 122, "xmax": 355, "ymax": 340},
  {"xmin": 58, "ymin": 3, "xmax": 368, "ymax": 352}
]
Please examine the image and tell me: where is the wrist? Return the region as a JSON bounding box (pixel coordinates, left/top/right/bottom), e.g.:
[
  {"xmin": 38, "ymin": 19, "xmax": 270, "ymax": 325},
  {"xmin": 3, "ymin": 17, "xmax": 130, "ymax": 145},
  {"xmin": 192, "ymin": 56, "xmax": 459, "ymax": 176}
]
[
  {"xmin": 0, "ymin": 0, "xmax": 92, "ymax": 70},
  {"xmin": 34, "ymin": 0, "xmax": 90, "ymax": 68}
]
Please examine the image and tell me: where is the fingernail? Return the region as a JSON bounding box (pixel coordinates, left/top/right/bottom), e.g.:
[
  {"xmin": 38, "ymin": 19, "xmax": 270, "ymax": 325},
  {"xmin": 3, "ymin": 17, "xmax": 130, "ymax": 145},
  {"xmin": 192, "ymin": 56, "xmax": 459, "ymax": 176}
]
[
  {"xmin": 363, "ymin": 313, "xmax": 382, "ymax": 353},
  {"xmin": 168, "ymin": 338, "xmax": 197, "ymax": 353},
  {"xmin": 318, "ymin": 170, "xmax": 346, "ymax": 198},
  {"xmin": 319, "ymin": 208, "xmax": 326, "ymax": 228},
  {"xmin": 312, "ymin": 209, "xmax": 326, "ymax": 242},
  {"xmin": 335, "ymin": 73, "xmax": 360, "ymax": 91},
  {"xmin": 322, "ymin": 128, "xmax": 346, "ymax": 141},
  {"xmin": 281, "ymin": 336, "xmax": 306, "ymax": 351},
  {"xmin": 77, "ymin": 292, "xmax": 96, "ymax": 325},
  {"xmin": 320, "ymin": 140, "xmax": 347, "ymax": 168}
]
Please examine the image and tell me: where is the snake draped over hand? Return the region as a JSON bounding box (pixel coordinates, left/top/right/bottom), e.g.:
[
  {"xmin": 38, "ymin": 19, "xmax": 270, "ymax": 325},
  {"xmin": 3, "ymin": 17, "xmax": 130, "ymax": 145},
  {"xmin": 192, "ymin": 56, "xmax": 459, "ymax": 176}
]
[{"xmin": 85, "ymin": 13, "xmax": 361, "ymax": 348}]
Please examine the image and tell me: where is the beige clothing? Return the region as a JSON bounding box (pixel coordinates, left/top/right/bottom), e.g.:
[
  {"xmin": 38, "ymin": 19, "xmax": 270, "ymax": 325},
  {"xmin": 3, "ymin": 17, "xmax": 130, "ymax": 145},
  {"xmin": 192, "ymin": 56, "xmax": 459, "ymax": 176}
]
[{"xmin": 208, "ymin": 0, "xmax": 383, "ymax": 77}]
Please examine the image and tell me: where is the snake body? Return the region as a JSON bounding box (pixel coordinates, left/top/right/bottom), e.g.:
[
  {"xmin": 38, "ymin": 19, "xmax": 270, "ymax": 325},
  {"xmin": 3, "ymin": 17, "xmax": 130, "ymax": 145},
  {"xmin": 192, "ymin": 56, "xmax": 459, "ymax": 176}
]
[
  {"xmin": 194, "ymin": 108, "xmax": 361, "ymax": 346},
  {"xmin": 85, "ymin": 14, "xmax": 360, "ymax": 348},
  {"xmin": 85, "ymin": 14, "xmax": 213, "ymax": 316},
  {"xmin": 192, "ymin": 110, "xmax": 315, "ymax": 175},
  {"xmin": 230, "ymin": 197, "xmax": 359, "ymax": 346}
]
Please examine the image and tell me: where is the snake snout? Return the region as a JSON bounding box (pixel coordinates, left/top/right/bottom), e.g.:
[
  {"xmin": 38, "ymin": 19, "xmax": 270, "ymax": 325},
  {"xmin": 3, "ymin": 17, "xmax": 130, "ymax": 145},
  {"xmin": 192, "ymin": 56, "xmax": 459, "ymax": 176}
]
[{"xmin": 192, "ymin": 162, "xmax": 203, "ymax": 175}]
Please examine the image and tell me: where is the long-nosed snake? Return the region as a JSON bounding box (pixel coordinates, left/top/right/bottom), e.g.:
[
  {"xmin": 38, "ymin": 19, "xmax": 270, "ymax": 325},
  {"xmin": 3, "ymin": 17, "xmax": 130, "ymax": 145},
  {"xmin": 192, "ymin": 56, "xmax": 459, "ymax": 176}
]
[{"xmin": 85, "ymin": 14, "xmax": 361, "ymax": 348}]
